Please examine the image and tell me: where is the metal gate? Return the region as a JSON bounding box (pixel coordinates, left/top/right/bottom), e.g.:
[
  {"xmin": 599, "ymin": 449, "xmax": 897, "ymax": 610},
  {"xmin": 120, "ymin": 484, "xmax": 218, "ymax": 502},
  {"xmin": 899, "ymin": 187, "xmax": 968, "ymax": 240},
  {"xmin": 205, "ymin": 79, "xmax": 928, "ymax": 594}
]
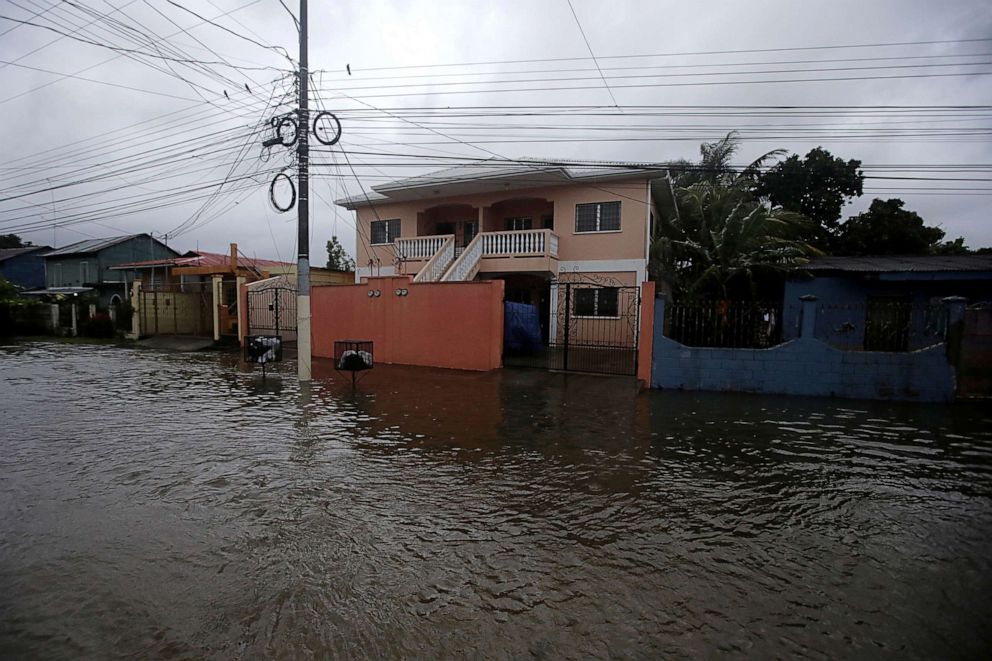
[
  {"xmin": 139, "ymin": 282, "xmax": 212, "ymax": 337},
  {"xmin": 247, "ymin": 287, "xmax": 297, "ymax": 341},
  {"xmin": 503, "ymin": 277, "xmax": 641, "ymax": 376}
]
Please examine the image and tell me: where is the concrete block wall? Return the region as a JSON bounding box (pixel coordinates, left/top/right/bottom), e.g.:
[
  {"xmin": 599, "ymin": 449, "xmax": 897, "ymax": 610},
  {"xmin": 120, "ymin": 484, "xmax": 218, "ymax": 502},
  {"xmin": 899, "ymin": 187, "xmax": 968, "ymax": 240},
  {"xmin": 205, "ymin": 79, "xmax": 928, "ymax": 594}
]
[{"xmin": 651, "ymin": 295, "xmax": 958, "ymax": 403}]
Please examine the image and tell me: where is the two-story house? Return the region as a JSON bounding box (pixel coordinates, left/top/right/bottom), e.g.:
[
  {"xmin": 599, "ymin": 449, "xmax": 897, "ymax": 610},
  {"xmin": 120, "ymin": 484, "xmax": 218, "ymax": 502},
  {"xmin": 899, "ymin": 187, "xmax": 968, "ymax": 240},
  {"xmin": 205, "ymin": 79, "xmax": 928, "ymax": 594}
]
[
  {"xmin": 39, "ymin": 234, "xmax": 178, "ymax": 308},
  {"xmin": 335, "ymin": 160, "xmax": 669, "ymax": 373},
  {"xmin": 338, "ymin": 159, "xmax": 666, "ymax": 293}
]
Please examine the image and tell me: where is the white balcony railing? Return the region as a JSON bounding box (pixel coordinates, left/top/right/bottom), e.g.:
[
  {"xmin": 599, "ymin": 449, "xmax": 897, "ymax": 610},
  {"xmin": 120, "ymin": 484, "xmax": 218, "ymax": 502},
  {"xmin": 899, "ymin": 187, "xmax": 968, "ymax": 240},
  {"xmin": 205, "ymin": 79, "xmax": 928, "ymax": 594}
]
[
  {"xmin": 413, "ymin": 236, "xmax": 455, "ymax": 282},
  {"xmin": 481, "ymin": 229, "xmax": 557, "ymax": 257},
  {"xmin": 441, "ymin": 233, "xmax": 483, "ymax": 282},
  {"xmin": 395, "ymin": 234, "xmax": 451, "ymax": 260},
  {"xmin": 397, "ymin": 229, "xmax": 560, "ymax": 282}
]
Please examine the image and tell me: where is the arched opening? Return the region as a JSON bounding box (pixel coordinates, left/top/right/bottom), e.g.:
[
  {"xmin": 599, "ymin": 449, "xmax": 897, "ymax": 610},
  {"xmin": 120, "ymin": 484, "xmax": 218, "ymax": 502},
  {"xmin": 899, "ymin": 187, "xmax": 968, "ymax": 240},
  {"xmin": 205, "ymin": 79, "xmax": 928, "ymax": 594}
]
[
  {"xmin": 483, "ymin": 197, "xmax": 554, "ymax": 233},
  {"xmin": 417, "ymin": 204, "xmax": 479, "ymax": 249}
]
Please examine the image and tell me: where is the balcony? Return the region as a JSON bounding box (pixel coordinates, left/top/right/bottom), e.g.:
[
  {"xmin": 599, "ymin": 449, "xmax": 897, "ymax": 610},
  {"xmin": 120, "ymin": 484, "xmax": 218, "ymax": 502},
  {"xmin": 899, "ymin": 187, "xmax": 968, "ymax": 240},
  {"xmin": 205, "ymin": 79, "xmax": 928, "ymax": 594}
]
[{"xmin": 395, "ymin": 229, "xmax": 559, "ymax": 282}]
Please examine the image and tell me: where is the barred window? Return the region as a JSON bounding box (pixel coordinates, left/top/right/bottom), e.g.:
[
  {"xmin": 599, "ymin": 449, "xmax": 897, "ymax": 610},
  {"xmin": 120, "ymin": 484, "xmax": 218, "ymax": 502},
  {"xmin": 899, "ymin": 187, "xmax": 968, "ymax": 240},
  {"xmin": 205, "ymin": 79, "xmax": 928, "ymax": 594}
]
[
  {"xmin": 371, "ymin": 219, "xmax": 401, "ymax": 244},
  {"xmin": 575, "ymin": 201, "xmax": 621, "ymax": 232},
  {"xmin": 574, "ymin": 287, "xmax": 619, "ymax": 317}
]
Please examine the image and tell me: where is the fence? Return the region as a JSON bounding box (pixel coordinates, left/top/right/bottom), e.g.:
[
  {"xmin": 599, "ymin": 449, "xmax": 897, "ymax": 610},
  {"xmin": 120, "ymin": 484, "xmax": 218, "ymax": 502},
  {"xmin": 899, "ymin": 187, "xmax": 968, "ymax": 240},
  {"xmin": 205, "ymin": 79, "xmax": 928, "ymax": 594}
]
[
  {"xmin": 138, "ymin": 282, "xmax": 213, "ymax": 337},
  {"xmin": 651, "ymin": 295, "xmax": 961, "ymax": 402},
  {"xmin": 665, "ymin": 300, "xmax": 783, "ymax": 348},
  {"xmin": 812, "ymin": 300, "xmax": 946, "ymax": 352}
]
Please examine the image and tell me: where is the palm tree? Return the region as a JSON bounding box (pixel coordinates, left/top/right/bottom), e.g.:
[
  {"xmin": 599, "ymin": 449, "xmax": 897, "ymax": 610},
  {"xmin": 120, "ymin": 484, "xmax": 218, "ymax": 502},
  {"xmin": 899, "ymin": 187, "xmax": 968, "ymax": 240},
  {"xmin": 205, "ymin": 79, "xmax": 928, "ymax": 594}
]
[{"xmin": 651, "ymin": 180, "xmax": 819, "ymax": 299}]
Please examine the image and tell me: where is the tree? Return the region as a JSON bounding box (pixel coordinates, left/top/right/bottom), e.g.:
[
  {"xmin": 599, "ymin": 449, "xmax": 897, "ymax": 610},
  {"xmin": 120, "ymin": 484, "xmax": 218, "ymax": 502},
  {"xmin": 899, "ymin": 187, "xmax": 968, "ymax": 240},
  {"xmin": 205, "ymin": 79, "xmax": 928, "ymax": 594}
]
[
  {"xmin": 651, "ymin": 180, "xmax": 820, "ymax": 299},
  {"xmin": 755, "ymin": 147, "xmax": 863, "ymax": 244},
  {"xmin": 325, "ymin": 235, "xmax": 355, "ymax": 271},
  {"xmin": 667, "ymin": 131, "xmax": 784, "ymax": 188},
  {"xmin": 0, "ymin": 233, "xmax": 31, "ymax": 248},
  {"xmin": 833, "ymin": 198, "xmax": 946, "ymax": 255}
]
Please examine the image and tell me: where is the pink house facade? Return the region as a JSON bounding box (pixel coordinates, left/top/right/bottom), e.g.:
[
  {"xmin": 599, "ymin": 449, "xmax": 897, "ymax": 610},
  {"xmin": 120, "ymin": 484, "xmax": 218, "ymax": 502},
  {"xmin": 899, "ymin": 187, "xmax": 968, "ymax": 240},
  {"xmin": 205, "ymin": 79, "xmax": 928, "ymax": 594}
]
[
  {"xmin": 338, "ymin": 159, "xmax": 667, "ymax": 289},
  {"xmin": 336, "ymin": 160, "xmax": 668, "ymax": 378}
]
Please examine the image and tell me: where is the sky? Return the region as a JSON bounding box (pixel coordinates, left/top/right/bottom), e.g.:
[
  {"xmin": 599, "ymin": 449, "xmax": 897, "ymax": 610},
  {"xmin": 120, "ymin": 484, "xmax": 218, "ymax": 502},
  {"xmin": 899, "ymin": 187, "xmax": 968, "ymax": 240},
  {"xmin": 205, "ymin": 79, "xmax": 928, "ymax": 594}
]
[{"xmin": 1, "ymin": 0, "xmax": 990, "ymax": 264}]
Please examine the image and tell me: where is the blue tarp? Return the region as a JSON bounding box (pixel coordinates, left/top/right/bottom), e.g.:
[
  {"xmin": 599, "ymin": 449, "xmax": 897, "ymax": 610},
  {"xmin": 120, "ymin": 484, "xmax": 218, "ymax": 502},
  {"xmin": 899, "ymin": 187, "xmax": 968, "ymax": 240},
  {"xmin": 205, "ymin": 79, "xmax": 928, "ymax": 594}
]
[{"xmin": 504, "ymin": 302, "xmax": 543, "ymax": 352}]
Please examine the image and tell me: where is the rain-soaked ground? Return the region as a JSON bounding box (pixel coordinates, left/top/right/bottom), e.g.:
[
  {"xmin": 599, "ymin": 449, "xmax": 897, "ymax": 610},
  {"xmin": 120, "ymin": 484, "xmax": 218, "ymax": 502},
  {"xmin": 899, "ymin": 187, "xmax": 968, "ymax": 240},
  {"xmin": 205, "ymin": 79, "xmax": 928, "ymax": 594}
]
[{"xmin": 1, "ymin": 340, "xmax": 991, "ymax": 659}]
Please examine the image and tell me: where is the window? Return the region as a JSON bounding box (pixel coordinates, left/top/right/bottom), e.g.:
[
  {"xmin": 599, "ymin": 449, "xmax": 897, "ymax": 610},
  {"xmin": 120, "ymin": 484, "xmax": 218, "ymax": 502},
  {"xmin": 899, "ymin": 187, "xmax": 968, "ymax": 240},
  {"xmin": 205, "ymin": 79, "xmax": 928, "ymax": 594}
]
[
  {"xmin": 52, "ymin": 263, "xmax": 62, "ymax": 285},
  {"xmin": 574, "ymin": 287, "xmax": 619, "ymax": 317},
  {"xmin": 575, "ymin": 201, "xmax": 621, "ymax": 232},
  {"xmin": 504, "ymin": 217, "xmax": 532, "ymax": 231},
  {"xmin": 80, "ymin": 261, "xmax": 89, "ymax": 284},
  {"xmin": 371, "ymin": 219, "xmax": 401, "ymax": 244}
]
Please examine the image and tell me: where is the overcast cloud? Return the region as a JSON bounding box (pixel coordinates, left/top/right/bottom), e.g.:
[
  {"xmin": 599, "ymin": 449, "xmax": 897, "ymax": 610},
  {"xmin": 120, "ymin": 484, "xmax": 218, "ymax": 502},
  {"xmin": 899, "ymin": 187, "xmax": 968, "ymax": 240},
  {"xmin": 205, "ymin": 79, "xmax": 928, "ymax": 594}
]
[{"xmin": 1, "ymin": 0, "xmax": 990, "ymax": 262}]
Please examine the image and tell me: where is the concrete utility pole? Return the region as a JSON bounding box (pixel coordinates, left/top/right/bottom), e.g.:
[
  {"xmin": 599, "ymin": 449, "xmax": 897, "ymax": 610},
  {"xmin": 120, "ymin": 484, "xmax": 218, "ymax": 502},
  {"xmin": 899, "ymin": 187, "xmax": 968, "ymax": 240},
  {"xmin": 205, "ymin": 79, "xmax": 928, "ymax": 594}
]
[{"xmin": 296, "ymin": 0, "xmax": 312, "ymax": 381}]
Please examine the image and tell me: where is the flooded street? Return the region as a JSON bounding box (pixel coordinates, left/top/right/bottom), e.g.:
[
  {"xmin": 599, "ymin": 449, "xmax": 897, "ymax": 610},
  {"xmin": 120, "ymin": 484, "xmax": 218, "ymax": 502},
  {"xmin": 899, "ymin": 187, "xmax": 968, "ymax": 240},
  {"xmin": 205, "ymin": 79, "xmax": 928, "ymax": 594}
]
[{"xmin": 1, "ymin": 341, "xmax": 991, "ymax": 659}]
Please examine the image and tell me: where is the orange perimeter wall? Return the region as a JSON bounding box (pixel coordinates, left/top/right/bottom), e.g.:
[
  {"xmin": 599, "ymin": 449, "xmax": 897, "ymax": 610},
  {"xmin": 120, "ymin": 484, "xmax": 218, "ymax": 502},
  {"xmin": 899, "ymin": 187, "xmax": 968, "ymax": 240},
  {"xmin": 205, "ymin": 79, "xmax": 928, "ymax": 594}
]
[{"xmin": 311, "ymin": 276, "xmax": 504, "ymax": 371}]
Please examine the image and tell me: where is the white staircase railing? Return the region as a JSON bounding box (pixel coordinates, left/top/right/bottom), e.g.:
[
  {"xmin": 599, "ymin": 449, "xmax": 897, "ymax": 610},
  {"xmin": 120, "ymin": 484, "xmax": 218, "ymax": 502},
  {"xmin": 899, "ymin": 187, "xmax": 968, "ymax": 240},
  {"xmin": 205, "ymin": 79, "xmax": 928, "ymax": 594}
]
[
  {"xmin": 395, "ymin": 234, "xmax": 451, "ymax": 260},
  {"xmin": 412, "ymin": 235, "xmax": 455, "ymax": 282},
  {"xmin": 481, "ymin": 229, "xmax": 558, "ymax": 257},
  {"xmin": 441, "ymin": 233, "xmax": 483, "ymax": 281}
]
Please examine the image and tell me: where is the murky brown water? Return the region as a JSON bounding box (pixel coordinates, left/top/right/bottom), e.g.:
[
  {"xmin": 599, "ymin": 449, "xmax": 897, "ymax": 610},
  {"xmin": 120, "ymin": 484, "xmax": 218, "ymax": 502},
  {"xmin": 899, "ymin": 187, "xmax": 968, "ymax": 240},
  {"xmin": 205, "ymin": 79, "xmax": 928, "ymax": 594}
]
[{"xmin": 1, "ymin": 341, "xmax": 991, "ymax": 659}]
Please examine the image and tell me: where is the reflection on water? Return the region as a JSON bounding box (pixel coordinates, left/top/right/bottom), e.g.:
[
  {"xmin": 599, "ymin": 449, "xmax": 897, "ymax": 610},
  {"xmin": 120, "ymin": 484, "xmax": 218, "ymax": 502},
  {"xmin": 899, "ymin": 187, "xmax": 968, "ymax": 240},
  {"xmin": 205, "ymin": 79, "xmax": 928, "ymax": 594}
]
[{"xmin": 1, "ymin": 341, "xmax": 991, "ymax": 659}]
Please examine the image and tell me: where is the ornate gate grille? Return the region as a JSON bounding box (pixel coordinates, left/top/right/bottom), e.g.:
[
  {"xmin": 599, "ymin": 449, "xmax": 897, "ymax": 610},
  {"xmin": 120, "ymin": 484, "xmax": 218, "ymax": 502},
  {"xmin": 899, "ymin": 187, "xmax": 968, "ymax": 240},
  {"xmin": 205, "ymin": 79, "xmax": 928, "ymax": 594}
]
[
  {"xmin": 247, "ymin": 287, "xmax": 297, "ymax": 341},
  {"xmin": 504, "ymin": 277, "xmax": 641, "ymax": 376}
]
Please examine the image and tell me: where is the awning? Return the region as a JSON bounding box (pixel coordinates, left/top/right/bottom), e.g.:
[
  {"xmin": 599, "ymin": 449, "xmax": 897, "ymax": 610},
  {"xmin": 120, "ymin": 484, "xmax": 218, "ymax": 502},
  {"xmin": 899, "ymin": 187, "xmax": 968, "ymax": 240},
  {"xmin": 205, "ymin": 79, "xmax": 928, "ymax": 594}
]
[{"xmin": 22, "ymin": 287, "xmax": 95, "ymax": 297}]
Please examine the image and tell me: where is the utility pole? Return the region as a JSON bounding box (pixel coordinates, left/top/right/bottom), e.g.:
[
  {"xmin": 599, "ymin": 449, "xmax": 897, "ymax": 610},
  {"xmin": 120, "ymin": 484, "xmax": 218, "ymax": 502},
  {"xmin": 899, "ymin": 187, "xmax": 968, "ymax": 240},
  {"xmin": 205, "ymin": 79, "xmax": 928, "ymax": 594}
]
[{"xmin": 296, "ymin": 0, "xmax": 312, "ymax": 381}]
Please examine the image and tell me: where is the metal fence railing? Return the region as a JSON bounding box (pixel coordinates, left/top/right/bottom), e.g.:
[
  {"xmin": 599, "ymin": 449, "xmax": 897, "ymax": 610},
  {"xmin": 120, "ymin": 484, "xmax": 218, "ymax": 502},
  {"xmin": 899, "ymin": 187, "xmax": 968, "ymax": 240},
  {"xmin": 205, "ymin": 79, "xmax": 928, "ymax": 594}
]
[
  {"xmin": 813, "ymin": 301, "xmax": 946, "ymax": 352},
  {"xmin": 665, "ymin": 300, "xmax": 783, "ymax": 348}
]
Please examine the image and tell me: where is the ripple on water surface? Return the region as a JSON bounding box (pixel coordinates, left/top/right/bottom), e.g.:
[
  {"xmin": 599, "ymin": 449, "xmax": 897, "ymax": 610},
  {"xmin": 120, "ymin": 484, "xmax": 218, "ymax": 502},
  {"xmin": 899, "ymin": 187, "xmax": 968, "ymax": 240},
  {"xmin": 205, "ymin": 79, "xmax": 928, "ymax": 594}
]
[{"xmin": 1, "ymin": 341, "xmax": 991, "ymax": 659}]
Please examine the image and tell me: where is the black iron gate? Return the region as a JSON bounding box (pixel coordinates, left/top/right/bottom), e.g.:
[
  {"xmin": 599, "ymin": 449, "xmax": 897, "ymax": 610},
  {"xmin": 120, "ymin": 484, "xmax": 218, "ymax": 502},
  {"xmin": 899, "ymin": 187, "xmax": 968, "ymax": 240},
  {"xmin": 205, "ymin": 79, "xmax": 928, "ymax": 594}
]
[
  {"xmin": 504, "ymin": 277, "xmax": 641, "ymax": 376},
  {"xmin": 247, "ymin": 287, "xmax": 297, "ymax": 340}
]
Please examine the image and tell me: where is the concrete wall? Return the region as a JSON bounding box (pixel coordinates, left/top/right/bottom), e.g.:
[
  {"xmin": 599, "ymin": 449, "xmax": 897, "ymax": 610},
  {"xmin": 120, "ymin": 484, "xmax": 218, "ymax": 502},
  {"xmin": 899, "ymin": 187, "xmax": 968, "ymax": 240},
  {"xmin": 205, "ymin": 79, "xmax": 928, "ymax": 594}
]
[
  {"xmin": 311, "ymin": 275, "xmax": 505, "ymax": 371},
  {"xmin": 651, "ymin": 295, "xmax": 958, "ymax": 403}
]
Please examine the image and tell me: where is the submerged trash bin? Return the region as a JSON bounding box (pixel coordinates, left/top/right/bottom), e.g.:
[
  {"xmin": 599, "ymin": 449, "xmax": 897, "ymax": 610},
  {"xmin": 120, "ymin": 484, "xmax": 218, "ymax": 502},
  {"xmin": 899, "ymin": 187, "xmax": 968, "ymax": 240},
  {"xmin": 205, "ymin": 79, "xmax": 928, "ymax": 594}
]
[
  {"xmin": 334, "ymin": 339, "xmax": 373, "ymax": 386},
  {"xmin": 245, "ymin": 335, "xmax": 282, "ymax": 378}
]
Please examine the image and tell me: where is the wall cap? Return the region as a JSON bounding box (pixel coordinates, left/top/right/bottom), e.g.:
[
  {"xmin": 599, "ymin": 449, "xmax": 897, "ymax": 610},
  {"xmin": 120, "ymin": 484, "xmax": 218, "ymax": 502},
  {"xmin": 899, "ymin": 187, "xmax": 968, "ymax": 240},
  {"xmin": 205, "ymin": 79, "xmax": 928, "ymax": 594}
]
[{"xmin": 799, "ymin": 294, "xmax": 818, "ymax": 302}]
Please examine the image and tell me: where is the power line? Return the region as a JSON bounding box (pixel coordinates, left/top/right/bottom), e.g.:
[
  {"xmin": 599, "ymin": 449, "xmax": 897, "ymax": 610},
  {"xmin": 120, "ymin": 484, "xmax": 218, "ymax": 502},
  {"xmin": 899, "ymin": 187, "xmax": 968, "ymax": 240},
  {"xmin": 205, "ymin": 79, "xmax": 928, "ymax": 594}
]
[{"xmin": 565, "ymin": 0, "xmax": 620, "ymax": 110}]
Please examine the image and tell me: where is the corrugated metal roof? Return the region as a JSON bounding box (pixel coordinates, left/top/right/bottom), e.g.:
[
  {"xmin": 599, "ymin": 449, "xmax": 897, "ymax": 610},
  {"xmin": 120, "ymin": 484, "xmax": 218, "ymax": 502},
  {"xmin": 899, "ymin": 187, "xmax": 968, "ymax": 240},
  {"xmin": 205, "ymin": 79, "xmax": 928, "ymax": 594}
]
[
  {"xmin": 111, "ymin": 250, "xmax": 291, "ymax": 270},
  {"xmin": 803, "ymin": 255, "xmax": 992, "ymax": 273},
  {"xmin": 41, "ymin": 235, "xmax": 137, "ymax": 257},
  {"xmin": 336, "ymin": 158, "xmax": 668, "ymax": 208},
  {"xmin": 0, "ymin": 246, "xmax": 50, "ymax": 262}
]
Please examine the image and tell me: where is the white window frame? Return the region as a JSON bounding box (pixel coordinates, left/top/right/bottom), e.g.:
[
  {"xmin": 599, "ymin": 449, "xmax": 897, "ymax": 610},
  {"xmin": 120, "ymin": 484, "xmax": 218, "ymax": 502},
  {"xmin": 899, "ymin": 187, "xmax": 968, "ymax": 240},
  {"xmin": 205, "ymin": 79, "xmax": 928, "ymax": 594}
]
[
  {"xmin": 371, "ymin": 219, "xmax": 401, "ymax": 245},
  {"xmin": 575, "ymin": 201, "xmax": 621, "ymax": 233},
  {"xmin": 80, "ymin": 261, "xmax": 89, "ymax": 284}
]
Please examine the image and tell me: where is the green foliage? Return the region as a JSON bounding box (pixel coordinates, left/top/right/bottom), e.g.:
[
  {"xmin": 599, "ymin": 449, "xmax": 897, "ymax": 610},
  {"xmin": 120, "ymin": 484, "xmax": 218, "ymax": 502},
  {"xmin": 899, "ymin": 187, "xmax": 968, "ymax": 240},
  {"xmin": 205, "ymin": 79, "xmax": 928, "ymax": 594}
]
[
  {"xmin": 931, "ymin": 237, "xmax": 971, "ymax": 255},
  {"xmin": 0, "ymin": 233, "xmax": 30, "ymax": 249},
  {"xmin": 0, "ymin": 274, "xmax": 22, "ymax": 303},
  {"xmin": 834, "ymin": 198, "xmax": 946, "ymax": 255},
  {"xmin": 668, "ymin": 131, "xmax": 785, "ymax": 188},
  {"xmin": 325, "ymin": 235, "xmax": 355, "ymax": 272},
  {"xmin": 651, "ymin": 181, "xmax": 820, "ymax": 299},
  {"xmin": 755, "ymin": 147, "xmax": 864, "ymax": 241}
]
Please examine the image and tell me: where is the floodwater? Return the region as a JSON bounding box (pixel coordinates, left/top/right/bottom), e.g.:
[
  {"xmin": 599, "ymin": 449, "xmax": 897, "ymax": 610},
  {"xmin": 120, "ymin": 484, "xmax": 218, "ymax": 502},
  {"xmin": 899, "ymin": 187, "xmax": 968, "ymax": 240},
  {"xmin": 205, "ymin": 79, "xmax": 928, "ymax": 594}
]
[{"xmin": 1, "ymin": 342, "xmax": 991, "ymax": 659}]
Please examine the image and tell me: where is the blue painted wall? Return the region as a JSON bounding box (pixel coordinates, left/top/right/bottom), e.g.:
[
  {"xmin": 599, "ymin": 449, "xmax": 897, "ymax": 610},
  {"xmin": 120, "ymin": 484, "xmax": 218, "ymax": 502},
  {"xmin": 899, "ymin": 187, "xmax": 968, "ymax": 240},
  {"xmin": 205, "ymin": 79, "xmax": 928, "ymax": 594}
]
[
  {"xmin": 783, "ymin": 272, "xmax": 991, "ymax": 350},
  {"xmin": 0, "ymin": 250, "xmax": 47, "ymax": 290},
  {"xmin": 651, "ymin": 296, "xmax": 957, "ymax": 403}
]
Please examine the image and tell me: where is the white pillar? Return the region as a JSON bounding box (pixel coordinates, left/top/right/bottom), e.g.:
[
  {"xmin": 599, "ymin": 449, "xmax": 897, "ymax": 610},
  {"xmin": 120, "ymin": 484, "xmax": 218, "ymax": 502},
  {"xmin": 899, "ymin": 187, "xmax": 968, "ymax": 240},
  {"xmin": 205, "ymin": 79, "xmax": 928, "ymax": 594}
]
[
  {"xmin": 211, "ymin": 275, "xmax": 222, "ymax": 342},
  {"xmin": 70, "ymin": 303, "xmax": 78, "ymax": 337}
]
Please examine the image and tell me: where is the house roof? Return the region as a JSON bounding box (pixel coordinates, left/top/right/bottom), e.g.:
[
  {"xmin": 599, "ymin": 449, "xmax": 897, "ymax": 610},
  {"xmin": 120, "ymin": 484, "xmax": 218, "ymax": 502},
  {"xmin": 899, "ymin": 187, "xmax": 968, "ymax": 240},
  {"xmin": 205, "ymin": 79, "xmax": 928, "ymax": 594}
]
[
  {"xmin": 803, "ymin": 255, "xmax": 992, "ymax": 274},
  {"xmin": 110, "ymin": 250, "xmax": 291, "ymax": 271},
  {"xmin": 336, "ymin": 158, "xmax": 669, "ymax": 208},
  {"xmin": 42, "ymin": 235, "xmax": 138, "ymax": 257},
  {"xmin": 0, "ymin": 246, "xmax": 51, "ymax": 262}
]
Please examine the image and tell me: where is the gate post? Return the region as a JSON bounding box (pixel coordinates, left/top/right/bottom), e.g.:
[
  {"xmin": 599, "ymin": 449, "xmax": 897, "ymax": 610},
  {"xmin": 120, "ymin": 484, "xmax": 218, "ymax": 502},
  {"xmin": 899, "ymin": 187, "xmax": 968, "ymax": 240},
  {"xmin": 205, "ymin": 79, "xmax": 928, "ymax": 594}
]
[
  {"xmin": 562, "ymin": 283, "xmax": 571, "ymax": 371},
  {"xmin": 211, "ymin": 276, "xmax": 222, "ymax": 341},
  {"xmin": 274, "ymin": 288, "xmax": 280, "ymax": 337}
]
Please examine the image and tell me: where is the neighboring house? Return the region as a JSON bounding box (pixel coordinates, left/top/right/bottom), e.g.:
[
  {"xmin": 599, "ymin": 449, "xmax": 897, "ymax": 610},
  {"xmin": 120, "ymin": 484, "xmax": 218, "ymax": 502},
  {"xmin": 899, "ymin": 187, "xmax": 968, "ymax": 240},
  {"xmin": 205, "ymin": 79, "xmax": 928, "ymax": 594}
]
[
  {"xmin": 783, "ymin": 255, "xmax": 992, "ymax": 351},
  {"xmin": 35, "ymin": 234, "xmax": 179, "ymax": 308},
  {"xmin": 336, "ymin": 159, "xmax": 667, "ymax": 341},
  {"xmin": 0, "ymin": 245, "xmax": 51, "ymax": 291},
  {"xmin": 112, "ymin": 243, "xmax": 293, "ymax": 339}
]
